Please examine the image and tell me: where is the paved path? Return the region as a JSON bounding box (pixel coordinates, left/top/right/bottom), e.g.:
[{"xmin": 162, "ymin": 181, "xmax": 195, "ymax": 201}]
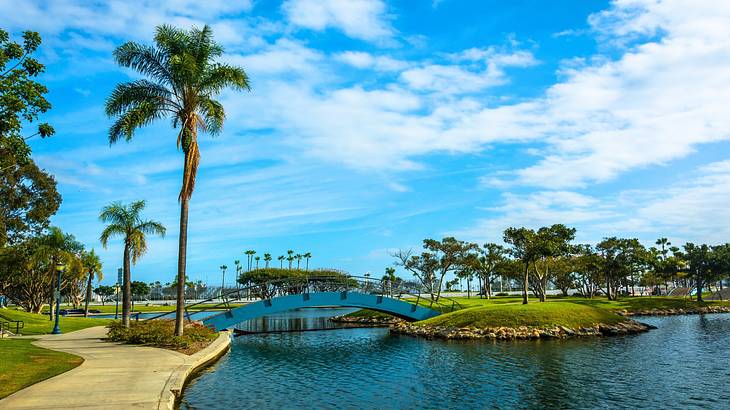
[{"xmin": 1, "ymin": 326, "xmax": 190, "ymax": 409}]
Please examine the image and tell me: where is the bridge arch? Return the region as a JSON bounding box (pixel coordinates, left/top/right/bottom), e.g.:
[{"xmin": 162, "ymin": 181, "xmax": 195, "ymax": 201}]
[{"xmin": 202, "ymin": 291, "xmax": 441, "ymax": 331}]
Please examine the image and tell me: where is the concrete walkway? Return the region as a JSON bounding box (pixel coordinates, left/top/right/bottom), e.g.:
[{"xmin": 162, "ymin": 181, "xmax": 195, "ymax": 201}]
[{"xmin": 1, "ymin": 326, "xmax": 229, "ymax": 409}]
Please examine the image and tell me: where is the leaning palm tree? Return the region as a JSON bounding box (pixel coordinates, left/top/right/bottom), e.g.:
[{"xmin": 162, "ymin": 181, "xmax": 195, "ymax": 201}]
[
  {"xmin": 99, "ymin": 200, "xmax": 166, "ymax": 328},
  {"xmin": 105, "ymin": 25, "xmax": 250, "ymax": 335},
  {"xmin": 81, "ymin": 249, "xmax": 103, "ymax": 317}
]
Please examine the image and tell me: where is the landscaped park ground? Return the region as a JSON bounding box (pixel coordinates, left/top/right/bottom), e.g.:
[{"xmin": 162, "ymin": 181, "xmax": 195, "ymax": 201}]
[{"xmin": 2, "ymin": 295, "xmax": 730, "ymax": 399}]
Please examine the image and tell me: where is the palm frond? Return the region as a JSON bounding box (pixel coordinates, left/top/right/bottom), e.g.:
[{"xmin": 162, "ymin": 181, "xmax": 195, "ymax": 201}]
[
  {"xmin": 200, "ymin": 64, "xmax": 250, "ymax": 94},
  {"xmin": 99, "ymin": 225, "xmax": 126, "ymax": 249},
  {"xmin": 105, "ymin": 80, "xmax": 180, "ymax": 117},
  {"xmin": 136, "ymin": 220, "xmax": 167, "ymax": 238},
  {"xmin": 108, "ymin": 100, "xmax": 168, "ymax": 144},
  {"xmin": 113, "ymin": 42, "xmax": 174, "ymax": 86},
  {"xmin": 197, "ymin": 96, "xmax": 225, "ymax": 135}
]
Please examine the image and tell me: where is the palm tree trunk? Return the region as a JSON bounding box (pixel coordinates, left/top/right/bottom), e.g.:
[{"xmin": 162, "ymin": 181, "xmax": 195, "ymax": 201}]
[
  {"xmin": 84, "ymin": 271, "xmax": 93, "ymax": 317},
  {"xmin": 122, "ymin": 243, "xmax": 132, "ymax": 328},
  {"xmin": 175, "ymin": 195, "xmax": 189, "ymax": 336}
]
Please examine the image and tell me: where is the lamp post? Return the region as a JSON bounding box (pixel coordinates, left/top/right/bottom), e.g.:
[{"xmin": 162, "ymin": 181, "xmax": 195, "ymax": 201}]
[
  {"xmin": 52, "ymin": 262, "xmax": 64, "ymax": 335},
  {"xmin": 115, "ymin": 268, "xmax": 122, "ymax": 320},
  {"xmin": 219, "ymin": 265, "xmax": 227, "ymax": 301}
]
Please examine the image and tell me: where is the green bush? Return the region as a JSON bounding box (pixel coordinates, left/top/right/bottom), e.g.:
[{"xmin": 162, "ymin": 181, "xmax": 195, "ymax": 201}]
[
  {"xmin": 495, "ymin": 292, "xmax": 509, "ymax": 297},
  {"xmin": 107, "ymin": 320, "xmax": 217, "ymax": 352}
]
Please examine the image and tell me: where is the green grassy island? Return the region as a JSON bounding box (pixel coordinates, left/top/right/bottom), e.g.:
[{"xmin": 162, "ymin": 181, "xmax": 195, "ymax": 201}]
[{"xmin": 339, "ymin": 296, "xmax": 730, "ymax": 340}]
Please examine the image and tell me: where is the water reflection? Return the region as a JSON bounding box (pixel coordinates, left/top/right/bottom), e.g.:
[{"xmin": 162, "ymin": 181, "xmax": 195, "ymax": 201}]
[{"xmin": 182, "ymin": 313, "xmax": 730, "ymax": 410}]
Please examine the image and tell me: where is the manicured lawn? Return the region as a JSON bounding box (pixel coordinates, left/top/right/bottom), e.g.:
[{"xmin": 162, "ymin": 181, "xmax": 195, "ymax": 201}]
[
  {"xmin": 416, "ymin": 301, "xmax": 625, "ymax": 329},
  {"xmin": 0, "ymin": 309, "xmax": 112, "ymax": 335},
  {"xmin": 568, "ymin": 296, "xmax": 730, "ymax": 312},
  {"xmin": 0, "ymin": 338, "xmax": 83, "ymax": 399},
  {"xmin": 40, "ymin": 302, "xmax": 247, "ymax": 315}
]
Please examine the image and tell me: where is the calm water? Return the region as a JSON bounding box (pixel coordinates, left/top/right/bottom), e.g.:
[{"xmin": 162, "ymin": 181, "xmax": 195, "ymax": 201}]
[{"xmin": 181, "ymin": 310, "xmax": 730, "ymax": 409}]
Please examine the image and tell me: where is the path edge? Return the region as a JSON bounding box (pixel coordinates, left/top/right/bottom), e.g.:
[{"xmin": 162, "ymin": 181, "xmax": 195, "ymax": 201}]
[{"xmin": 158, "ymin": 330, "xmax": 232, "ymax": 410}]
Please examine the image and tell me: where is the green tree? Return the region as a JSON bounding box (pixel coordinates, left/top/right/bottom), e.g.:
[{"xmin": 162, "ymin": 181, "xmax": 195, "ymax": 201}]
[
  {"xmin": 474, "ymin": 243, "xmax": 508, "ymax": 299},
  {"xmin": 0, "ymin": 29, "xmax": 54, "ymax": 168},
  {"xmin": 130, "ymin": 280, "xmax": 150, "ymax": 308},
  {"xmin": 94, "ymin": 285, "xmax": 116, "ymax": 305},
  {"xmin": 0, "ymin": 158, "xmax": 61, "ymax": 247},
  {"xmin": 99, "ymin": 200, "xmax": 166, "ymax": 328},
  {"xmin": 277, "ymin": 255, "xmax": 285, "ymax": 269},
  {"xmin": 503, "ymin": 227, "xmax": 538, "ymax": 304},
  {"xmin": 263, "ymin": 253, "xmax": 272, "ymax": 268},
  {"xmin": 105, "ymin": 25, "xmax": 249, "ymax": 336},
  {"xmin": 81, "ymin": 249, "xmax": 103, "ymax": 317},
  {"xmin": 530, "ymin": 224, "xmax": 576, "ymax": 302}
]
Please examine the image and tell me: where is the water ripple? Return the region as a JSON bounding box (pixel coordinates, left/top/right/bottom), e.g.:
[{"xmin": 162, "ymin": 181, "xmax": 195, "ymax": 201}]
[{"xmin": 181, "ymin": 312, "xmax": 730, "ymax": 409}]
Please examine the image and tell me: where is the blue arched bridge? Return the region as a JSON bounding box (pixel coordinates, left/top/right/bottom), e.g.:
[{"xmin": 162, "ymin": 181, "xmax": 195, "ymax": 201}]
[{"xmin": 150, "ymin": 274, "xmax": 460, "ymax": 331}]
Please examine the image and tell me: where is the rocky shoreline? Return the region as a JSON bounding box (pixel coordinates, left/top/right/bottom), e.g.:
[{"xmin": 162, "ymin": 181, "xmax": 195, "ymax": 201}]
[
  {"xmin": 390, "ymin": 319, "xmax": 655, "ymax": 340},
  {"xmin": 617, "ymin": 305, "xmax": 730, "ymax": 316},
  {"xmin": 329, "ymin": 315, "xmax": 405, "ymax": 325}
]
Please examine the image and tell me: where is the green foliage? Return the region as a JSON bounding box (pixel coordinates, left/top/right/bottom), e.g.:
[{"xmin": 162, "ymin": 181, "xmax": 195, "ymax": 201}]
[
  {"xmin": 0, "ymin": 158, "xmax": 61, "ymax": 246},
  {"xmin": 130, "ymin": 280, "xmax": 150, "ymax": 298},
  {"xmin": 0, "ymin": 29, "xmax": 54, "ymax": 167},
  {"xmin": 106, "ymin": 320, "xmax": 217, "ymax": 353},
  {"xmin": 238, "ymin": 267, "xmax": 354, "ymax": 299},
  {"xmin": 0, "ymin": 338, "xmax": 82, "ymax": 399},
  {"xmin": 0, "ymin": 227, "xmax": 85, "ymax": 313}
]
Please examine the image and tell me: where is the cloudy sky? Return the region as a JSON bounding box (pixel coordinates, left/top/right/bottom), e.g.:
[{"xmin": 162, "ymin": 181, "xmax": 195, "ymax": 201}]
[{"xmin": 5, "ymin": 0, "xmax": 730, "ymax": 285}]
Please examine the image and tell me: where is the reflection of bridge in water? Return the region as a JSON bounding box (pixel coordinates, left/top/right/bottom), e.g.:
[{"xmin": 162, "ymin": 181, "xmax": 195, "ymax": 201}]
[{"xmin": 154, "ymin": 276, "xmax": 460, "ymax": 332}]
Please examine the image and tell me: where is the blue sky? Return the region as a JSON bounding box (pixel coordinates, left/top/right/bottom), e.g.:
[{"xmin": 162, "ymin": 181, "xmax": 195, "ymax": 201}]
[{"xmin": 5, "ymin": 0, "xmax": 730, "ymax": 285}]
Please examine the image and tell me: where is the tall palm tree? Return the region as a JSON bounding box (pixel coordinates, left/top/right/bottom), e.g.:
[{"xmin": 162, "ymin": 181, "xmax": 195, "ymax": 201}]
[
  {"xmin": 105, "ymin": 25, "xmax": 249, "ymax": 335},
  {"xmin": 287, "ymin": 250, "xmax": 294, "ymax": 270},
  {"xmin": 303, "ymin": 252, "xmax": 312, "ymax": 271},
  {"xmin": 245, "ymin": 250, "xmax": 256, "ymax": 271},
  {"xmin": 81, "ymin": 249, "xmax": 103, "ymax": 317},
  {"xmin": 99, "ymin": 200, "xmax": 166, "ymax": 328},
  {"xmin": 264, "ymin": 253, "xmax": 271, "ymax": 268},
  {"xmin": 254, "ymin": 256, "xmax": 260, "ymax": 270},
  {"xmin": 295, "ymin": 254, "xmax": 302, "ymax": 270},
  {"xmin": 278, "ymin": 255, "xmax": 285, "ymax": 269}
]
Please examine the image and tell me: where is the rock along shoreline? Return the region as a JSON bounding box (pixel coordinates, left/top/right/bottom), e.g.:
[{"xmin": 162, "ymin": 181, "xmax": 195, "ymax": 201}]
[
  {"xmin": 616, "ymin": 305, "xmax": 730, "ymax": 316},
  {"xmin": 390, "ymin": 320, "xmax": 655, "ymax": 340}
]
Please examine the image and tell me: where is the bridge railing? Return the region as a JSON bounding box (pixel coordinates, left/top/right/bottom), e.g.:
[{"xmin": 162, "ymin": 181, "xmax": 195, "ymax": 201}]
[{"xmin": 146, "ymin": 274, "xmax": 462, "ymax": 322}]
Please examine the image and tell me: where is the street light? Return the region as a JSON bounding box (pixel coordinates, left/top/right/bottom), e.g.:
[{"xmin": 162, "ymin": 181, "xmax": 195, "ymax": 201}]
[
  {"xmin": 115, "ymin": 268, "xmax": 122, "ymax": 320},
  {"xmin": 220, "ymin": 265, "xmax": 227, "ymax": 301},
  {"xmin": 52, "ymin": 262, "xmax": 64, "ymax": 335}
]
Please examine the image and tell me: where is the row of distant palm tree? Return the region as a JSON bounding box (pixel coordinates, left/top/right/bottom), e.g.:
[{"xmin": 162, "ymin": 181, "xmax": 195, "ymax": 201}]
[{"xmin": 239, "ymin": 250, "xmax": 312, "ymax": 271}]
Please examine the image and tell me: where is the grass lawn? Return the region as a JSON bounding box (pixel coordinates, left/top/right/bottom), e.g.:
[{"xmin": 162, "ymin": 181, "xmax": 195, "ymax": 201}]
[
  {"xmin": 0, "ymin": 308, "xmax": 112, "ymax": 335},
  {"xmin": 0, "ymin": 338, "xmax": 83, "ymax": 399},
  {"xmin": 416, "ymin": 301, "xmax": 625, "ymax": 329},
  {"xmin": 346, "ymin": 294, "xmax": 730, "ymax": 327},
  {"xmin": 40, "ymin": 302, "xmax": 247, "ymax": 315}
]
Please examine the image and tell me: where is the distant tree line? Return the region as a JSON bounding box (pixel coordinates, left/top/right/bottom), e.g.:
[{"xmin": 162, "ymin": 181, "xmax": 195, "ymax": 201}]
[{"xmin": 392, "ymin": 225, "xmax": 730, "ymax": 304}]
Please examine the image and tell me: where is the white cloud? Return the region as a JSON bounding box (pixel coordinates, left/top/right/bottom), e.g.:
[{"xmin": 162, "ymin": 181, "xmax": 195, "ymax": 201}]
[
  {"xmin": 282, "ymin": 0, "xmax": 393, "ymax": 41},
  {"xmin": 335, "ymin": 51, "xmax": 407, "ymax": 71}
]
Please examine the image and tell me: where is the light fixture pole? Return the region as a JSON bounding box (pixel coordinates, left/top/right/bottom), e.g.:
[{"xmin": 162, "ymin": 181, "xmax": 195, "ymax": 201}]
[
  {"xmin": 52, "ymin": 262, "xmax": 64, "ymax": 335},
  {"xmin": 219, "ymin": 265, "xmax": 227, "ymax": 301},
  {"xmin": 115, "ymin": 268, "xmax": 122, "ymax": 320}
]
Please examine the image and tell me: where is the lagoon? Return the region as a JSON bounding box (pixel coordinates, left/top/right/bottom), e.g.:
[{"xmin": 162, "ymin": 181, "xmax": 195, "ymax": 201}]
[{"xmin": 180, "ymin": 309, "xmax": 730, "ymax": 409}]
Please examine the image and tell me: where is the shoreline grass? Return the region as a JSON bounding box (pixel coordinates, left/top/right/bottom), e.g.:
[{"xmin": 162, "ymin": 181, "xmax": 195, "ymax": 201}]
[{"xmin": 0, "ymin": 339, "xmax": 83, "ymax": 399}]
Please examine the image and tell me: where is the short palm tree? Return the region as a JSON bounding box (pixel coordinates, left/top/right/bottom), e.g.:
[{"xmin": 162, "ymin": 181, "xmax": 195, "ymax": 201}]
[
  {"xmin": 278, "ymin": 255, "xmax": 285, "ymax": 269},
  {"xmin": 99, "ymin": 200, "xmax": 166, "ymax": 328},
  {"xmin": 81, "ymin": 249, "xmax": 103, "ymax": 317},
  {"xmin": 105, "ymin": 25, "xmax": 250, "ymax": 335},
  {"xmin": 263, "ymin": 253, "xmax": 272, "ymax": 268}
]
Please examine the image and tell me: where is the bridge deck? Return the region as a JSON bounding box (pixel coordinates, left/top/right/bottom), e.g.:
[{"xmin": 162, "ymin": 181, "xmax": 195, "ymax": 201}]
[{"xmin": 202, "ymin": 291, "xmax": 441, "ymax": 331}]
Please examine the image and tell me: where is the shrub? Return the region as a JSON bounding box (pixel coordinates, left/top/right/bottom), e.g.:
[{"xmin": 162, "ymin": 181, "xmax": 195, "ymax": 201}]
[
  {"xmin": 107, "ymin": 320, "xmax": 217, "ymax": 354},
  {"xmin": 495, "ymin": 292, "xmax": 509, "ymax": 297}
]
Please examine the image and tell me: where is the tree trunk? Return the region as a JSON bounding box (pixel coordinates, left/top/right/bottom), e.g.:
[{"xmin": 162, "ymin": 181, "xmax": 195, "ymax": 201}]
[
  {"xmin": 122, "ymin": 243, "xmax": 131, "ymax": 328},
  {"xmin": 522, "ymin": 263, "xmax": 529, "ymax": 304},
  {"xmin": 84, "ymin": 271, "xmax": 93, "ymax": 317},
  {"xmin": 175, "ymin": 195, "xmax": 190, "ymax": 336}
]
